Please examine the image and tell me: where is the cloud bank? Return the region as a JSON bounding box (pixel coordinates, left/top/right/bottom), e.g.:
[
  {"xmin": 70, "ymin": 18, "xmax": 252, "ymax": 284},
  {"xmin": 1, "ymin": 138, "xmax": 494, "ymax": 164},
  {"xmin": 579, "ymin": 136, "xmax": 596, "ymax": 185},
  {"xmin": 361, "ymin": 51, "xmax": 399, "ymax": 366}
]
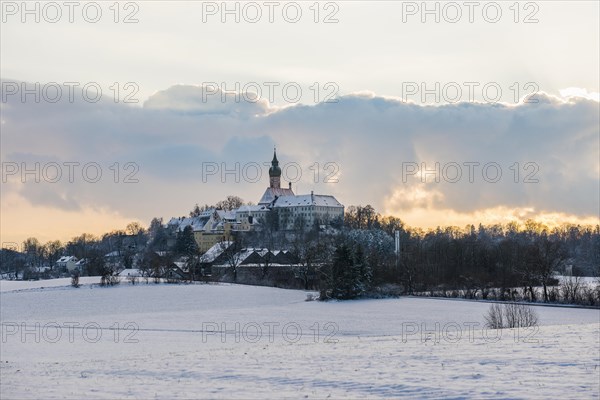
[{"xmin": 1, "ymin": 82, "xmax": 598, "ymax": 242}]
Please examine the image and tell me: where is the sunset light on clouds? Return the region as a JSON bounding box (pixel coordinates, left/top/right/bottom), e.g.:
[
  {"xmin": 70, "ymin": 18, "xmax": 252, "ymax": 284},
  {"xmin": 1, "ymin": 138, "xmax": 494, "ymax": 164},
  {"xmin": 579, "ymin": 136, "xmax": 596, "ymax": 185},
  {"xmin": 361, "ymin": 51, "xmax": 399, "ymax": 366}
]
[
  {"xmin": 1, "ymin": 1, "xmax": 598, "ymax": 245},
  {"xmin": 1, "ymin": 2, "xmax": 600, "ymax": 399}
]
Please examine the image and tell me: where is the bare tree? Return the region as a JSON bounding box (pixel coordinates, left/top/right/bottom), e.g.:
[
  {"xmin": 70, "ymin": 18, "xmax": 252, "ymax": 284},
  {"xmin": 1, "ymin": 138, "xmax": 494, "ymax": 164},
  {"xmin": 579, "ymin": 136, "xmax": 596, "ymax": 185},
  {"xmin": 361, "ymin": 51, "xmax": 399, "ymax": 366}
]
[
  {"xmin": 44, "ymin": 240, "xmax": 64, "ymax": 271},
  {"xmin": 126, "ymin": 221, "xmax": 145, "ymax": 236},
  {"xmin": 220, "ymin": 235, "xmax": 243, "ymax": 282},
  {"xmin": 292, "ymin": 231, "xmax": 321, "ymax": 290},
  {"xmin": 561, "ymin": 276, "xmax": 582, "ymax": 303},
  {"xmin": 484, "ymin": 304, "xmax": 504, "ymax": 329},
  {"xmin": 215, "ymin": 195, "xmax": 244, "ymax": 211},
  {"xmin": 529, "ymin": 235, "xmax": 567, "ymax": 302}
]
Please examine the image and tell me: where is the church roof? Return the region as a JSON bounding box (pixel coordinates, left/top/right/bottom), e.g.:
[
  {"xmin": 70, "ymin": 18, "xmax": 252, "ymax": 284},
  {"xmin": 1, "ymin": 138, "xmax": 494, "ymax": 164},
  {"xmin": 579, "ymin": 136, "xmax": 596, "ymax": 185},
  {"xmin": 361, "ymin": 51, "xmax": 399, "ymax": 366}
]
[
  {"xmin": 258, "ymin": 187, "xmax": 295, "ymax": 205},
  {"xmin": 258, "ymin": 187, "xmax": 294, "ymax": 205}
]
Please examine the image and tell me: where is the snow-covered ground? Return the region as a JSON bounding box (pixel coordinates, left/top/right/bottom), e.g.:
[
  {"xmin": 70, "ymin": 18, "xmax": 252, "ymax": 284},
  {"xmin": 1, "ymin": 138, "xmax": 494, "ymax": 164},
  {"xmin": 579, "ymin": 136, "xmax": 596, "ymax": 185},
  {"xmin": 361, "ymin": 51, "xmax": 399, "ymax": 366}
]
[
  {"xmin": 0, "ymin": 276, "xmax": 101, "ymax": 292},
  {"xmin": 1, "ymin": 279, "xmax": 599, "ymax": 399}
]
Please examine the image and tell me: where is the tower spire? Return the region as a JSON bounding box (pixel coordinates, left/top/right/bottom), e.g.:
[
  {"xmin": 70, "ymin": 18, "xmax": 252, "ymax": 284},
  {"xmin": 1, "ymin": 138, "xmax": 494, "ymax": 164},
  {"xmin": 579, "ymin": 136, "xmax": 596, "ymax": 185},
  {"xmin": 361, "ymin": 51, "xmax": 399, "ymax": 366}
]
[{"xmin": 269, "ymin": 147, "xmax": 281, "ymax": 188}]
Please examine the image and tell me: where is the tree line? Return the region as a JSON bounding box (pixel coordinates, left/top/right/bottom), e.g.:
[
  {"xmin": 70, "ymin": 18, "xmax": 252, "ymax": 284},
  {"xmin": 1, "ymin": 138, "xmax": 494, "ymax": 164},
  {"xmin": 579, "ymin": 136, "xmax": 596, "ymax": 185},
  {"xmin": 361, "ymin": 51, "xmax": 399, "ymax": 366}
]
[
  {"xmin": 322, "ymin": 205, "xmax": 600, "ymax": 304},
  {"xmin": 1, "ymin": 201, "xmax": 598, "ymax": 306}
]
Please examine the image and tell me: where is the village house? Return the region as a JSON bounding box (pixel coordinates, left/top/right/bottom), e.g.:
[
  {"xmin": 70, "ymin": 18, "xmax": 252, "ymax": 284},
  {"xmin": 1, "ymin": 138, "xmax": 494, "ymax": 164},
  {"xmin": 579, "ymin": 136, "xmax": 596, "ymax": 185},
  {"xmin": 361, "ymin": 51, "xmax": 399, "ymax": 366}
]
[{"xmin": 56, "ymin": 256, "xmax": 78, "ymax": 272}]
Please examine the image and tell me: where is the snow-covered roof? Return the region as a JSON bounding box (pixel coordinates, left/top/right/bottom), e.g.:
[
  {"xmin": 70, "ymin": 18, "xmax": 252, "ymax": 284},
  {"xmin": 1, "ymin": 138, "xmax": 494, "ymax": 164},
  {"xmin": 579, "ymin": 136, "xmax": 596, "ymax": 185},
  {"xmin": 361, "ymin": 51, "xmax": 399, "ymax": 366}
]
[
  {"xmin": 235, "ymin": 248, "xmax": 258, "ymax": 264},
  {"xmin": 198, "ymin": 209, "xmax": 215, "ymax": 218},
  {"xmin": 272, "ymin": 194, "xmax": 343, "ymax": 208},
  {"xmin": 238, "ymin": 248, "xmax": 270, "ymax": 257},
  {"xmin": 175, "ymin": 216, "xmax": 209, "ymax": 232},
  {"xmin": 237, "ymin": 204, "xmax": 268, "ymax": 213},
  {"xmin": 199, "ymin": 241, "xmax": 232, "ymax": 263},
  {"xmin": 212, "ymin": 262, "xmax": 297, "ymax": 268},
  {"xmin": 57, "ymin": 256, "xmax": 77, "ymax": 263},
  {"xmin": 258, "ymin": 187, "xmax": 295, "ymax": 205},
  {"xmin": 222, "ymin": 210, "xmax": 236, "ymax": 220},
  {"xmin": 167, "ymin": 217, "xmax": 183, "ymax": 226}
]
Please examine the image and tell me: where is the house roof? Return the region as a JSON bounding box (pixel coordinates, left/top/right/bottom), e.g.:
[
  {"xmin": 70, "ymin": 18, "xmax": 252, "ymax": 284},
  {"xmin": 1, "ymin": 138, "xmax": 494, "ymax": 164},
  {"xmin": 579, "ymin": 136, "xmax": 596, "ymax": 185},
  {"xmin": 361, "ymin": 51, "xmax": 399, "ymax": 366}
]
[
  {"xmin": 176, "ymin": 216, "xmax": 210, "ymax": 232},
  {"xmin": 199, "ymin": 241, "xmax": 232, "ymax": 263},
  {"xmin": 215, "ymin": 210, "xmax": 236, "ymax": 220},
  {"xmin": 237, "ymin": 248, "xmax": 270, "ymax": 259},
  {"xmin": 57, "ymin": 256, "xmax": 77, "ymax": 263},
  {"xmin": 235, "ymin": 248, "xmax": 258, "ymax": 264},
  {"xmin": 173, "ymin": 261, "xmax": 187, "ymax": 270}
]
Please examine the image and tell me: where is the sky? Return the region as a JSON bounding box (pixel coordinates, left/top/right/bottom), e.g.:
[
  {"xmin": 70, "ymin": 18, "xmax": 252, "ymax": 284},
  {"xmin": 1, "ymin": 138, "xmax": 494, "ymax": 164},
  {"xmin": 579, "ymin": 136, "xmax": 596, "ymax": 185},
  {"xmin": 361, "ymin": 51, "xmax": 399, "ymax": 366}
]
[{"xmin": 1, "ymin": 0, "xmax": 599, "ymax": 246}]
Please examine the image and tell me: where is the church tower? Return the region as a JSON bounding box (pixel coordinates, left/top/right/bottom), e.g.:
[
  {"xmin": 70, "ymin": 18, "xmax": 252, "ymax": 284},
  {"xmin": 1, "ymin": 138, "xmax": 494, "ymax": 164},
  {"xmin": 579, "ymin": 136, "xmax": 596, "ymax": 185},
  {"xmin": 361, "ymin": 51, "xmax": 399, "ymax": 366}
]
[
  {"xmin": 269, "ymin": 148, "xmax": 281, "ymax": 189},
  {"xmin": 258, "ymin": 147, "xmax": 294, "ymax": 205}
]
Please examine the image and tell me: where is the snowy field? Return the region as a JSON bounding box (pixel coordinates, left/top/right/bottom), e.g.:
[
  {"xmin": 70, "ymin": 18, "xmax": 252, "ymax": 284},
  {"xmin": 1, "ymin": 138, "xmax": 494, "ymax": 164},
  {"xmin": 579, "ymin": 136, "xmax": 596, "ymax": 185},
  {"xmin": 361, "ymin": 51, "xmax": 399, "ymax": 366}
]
[{"xmin": 1, "ymin": 279, "xmax": 599, "ymax": 399}]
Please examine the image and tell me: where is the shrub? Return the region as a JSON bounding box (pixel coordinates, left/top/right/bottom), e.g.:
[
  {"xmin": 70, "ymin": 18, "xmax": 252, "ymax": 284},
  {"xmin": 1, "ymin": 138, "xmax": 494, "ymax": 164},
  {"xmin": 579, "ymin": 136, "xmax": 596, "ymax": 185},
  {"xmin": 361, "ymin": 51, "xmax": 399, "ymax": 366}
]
[
  {"xmin": 484, "ymin": 304, "xmax": 504, "ymax": 329},
  {"xmin": 581, "ymin": 284, "xmax": 599, "ymax": 307},
  {"xmin": 71, "ymin": 271, "xmax": 80, "ymax": 288},
  {"xmin": 561, "ymin": 277, "xmax": 582, "ymax": 303},
  {"xmin": 100, "ymin": 274, "xmax": 121, "ymax": 287},
  {"xmin": 547, "ymin": 286, "xmax": 560, "ymax": 303},
  {"xmin": 484, "ymin": 303, "xmax": 539, "ymax": 329}
]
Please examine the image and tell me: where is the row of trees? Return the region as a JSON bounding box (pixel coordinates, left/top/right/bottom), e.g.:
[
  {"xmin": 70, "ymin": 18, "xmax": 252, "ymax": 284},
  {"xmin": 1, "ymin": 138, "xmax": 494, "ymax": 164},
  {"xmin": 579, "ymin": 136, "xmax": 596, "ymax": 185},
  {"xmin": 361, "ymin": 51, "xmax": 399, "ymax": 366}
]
[
  {"xmin": 236, "ymin": 205, "xmax": 598, "ymax": 303},
  {"xmin": 393, "ymin": 221, "xmax": 599, "ymax": 302},
  {"xmin": 317, "ymin": 207, "xmax": 599, "ymax": 304},
  {"xmin": 0, "ymin": 196, "xmax": 250, "ymax": 280},
  {"xmin": 2, "ymin": 199, "xmax": 599, "ymax": 306},
  {"xmin": 189, "ymin": 195, "xmax": 249, "ymax": 216},
  {"xmin": 1, "ymin": 222, "xmax": 148, "ymax": 279}
]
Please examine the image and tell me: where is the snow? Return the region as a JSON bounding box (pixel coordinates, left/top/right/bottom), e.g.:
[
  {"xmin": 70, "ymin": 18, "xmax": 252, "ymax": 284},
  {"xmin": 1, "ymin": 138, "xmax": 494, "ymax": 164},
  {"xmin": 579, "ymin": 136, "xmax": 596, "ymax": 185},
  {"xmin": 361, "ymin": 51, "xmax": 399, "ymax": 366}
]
[
  {"xmin": 557, "ymin": 275, "xmax": 599, "ymax": 285},
  {"xmin": 273, "ymin": 193, "xmax": 343, "ymax": 208},
  {"xmin": 258, "ymin": 187, "xmax": 295, "ymax": 205},
  {"xmin": 199, "ymin": 241, "xmax": 231, "ymax": 263},
  {"xmin": 0, "ymin": 276, "xmax": 101, "ymax": 293},
  {"xmin": 118, "ymin": 269, "xmax": 142, "ymax": 277},
  {"xmin": 237, "ymin": 204, "xmax": 269, "ymax": 212},
  {"xmin": 1, "ymin": 280, "xmax": 598, "ymax": 399}
]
